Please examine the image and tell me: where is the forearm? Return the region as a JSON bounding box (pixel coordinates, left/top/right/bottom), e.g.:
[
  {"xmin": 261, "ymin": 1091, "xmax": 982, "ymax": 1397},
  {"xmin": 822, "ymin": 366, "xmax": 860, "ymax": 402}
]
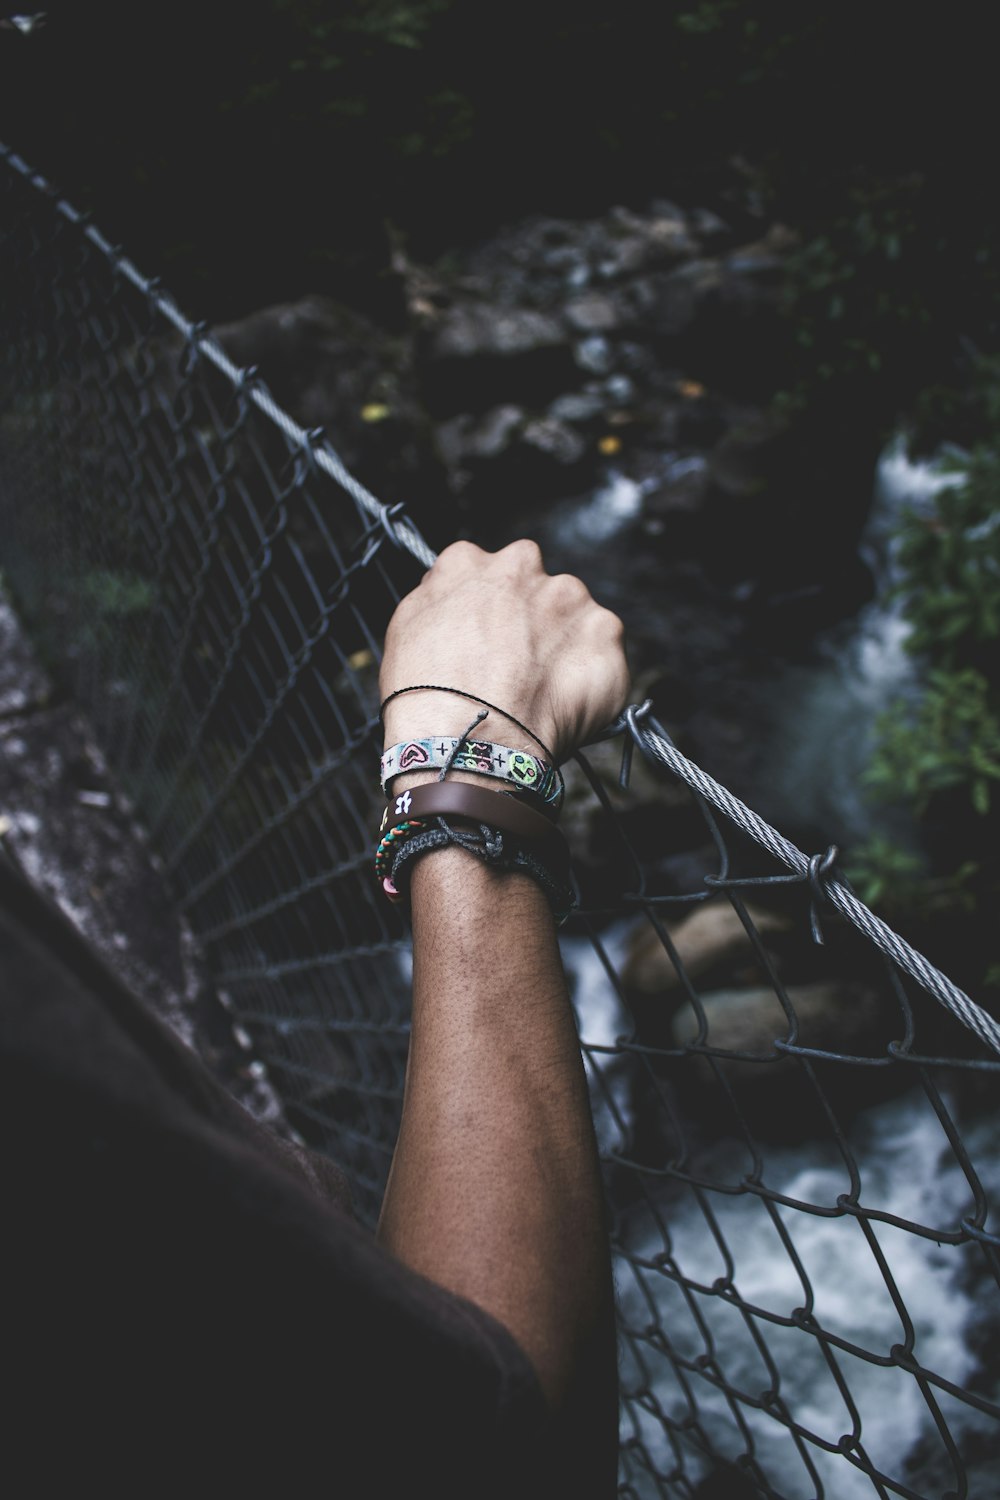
[{"xmin": 376, "ymin": 847, "xmax": 613, "ymax": 1409}]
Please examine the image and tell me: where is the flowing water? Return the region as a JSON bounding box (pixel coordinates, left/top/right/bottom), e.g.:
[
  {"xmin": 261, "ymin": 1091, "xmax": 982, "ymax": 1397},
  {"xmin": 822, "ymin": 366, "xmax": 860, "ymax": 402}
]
[
  {"xmin": 555, "ymin": 442, "xmax": 998, "ymax": 1493},
  {"xmin": 755, "ymin": 436, "xmax": 964, "ymax": 848},
  {"xmin": 562, "ymin": 928, "xmax": 1000, "ymax": 1497}
]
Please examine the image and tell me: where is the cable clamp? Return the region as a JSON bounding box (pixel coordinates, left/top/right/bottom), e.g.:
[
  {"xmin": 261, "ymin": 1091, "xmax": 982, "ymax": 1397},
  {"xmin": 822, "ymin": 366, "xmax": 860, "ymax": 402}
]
[
  {"xmin": 807, "ymin": 844, "xmax": 839, "ymax": 945},
  {"xmin": 619, "ymin": 699, "xmax": 654, "ymax": 789},
  {"xmin": 181, "ymin": 320, "xmax": 210, "ymax": 376},
  {"xmin": 378, "ymin": 501, "xmax": 409, "ymax": 550}
]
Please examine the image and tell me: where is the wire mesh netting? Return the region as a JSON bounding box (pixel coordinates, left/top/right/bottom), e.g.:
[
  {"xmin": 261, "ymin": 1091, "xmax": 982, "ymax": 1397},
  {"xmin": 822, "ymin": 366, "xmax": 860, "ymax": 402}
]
[{"xmin": 2, "ymin": 145, "xmax": 998, "ymax": 1499}]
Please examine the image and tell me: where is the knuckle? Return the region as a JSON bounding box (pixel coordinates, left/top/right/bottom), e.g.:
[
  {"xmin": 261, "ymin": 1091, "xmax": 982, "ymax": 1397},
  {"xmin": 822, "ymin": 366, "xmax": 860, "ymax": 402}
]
[
  {"xmin": 499, "ymin": 537, "xmax": 544, "ymax": 568},
  {"xmin": 602, "ymin": 606, "xmax": 626, "ymax": 641},
  {"xmin": 434, "ymin": 539, "xmax": 482, "ymax": 569},
  {"xmin": 550, "ymin": 571, "xmax": 590, "ymax": 604}
]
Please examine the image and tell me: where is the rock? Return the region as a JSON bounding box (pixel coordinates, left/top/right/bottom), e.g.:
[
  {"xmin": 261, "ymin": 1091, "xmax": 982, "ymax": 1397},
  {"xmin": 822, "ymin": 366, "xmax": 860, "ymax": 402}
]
[
  {"xmin": 602, "ymin": 373, "xmax": 635, "ymax": 405},
  {"xmin": 430, "ymin": 303, "xmax": 565, "ymax": 361},
  {"xmin": 520, "ymin": 417, "xmax": 587, "ymax": 468},
  {"xmin": 593, "ymin": 205, "xmax": 698, "ymax": 279},
  {"xmin": 645, "ymin": 214, "xmax": 699, "ymax": 262},
  {"xmin": 436, "ymin": 405, "xmax": 525, "ymax": 470},
  {"xmin": 563, "ymin": 293, "xmax": 622, "ymax": 335},
  {"xmin": 625, "ymin": 898, "xmax": 793, "ymax": 997},
  {"xmin": 573, "ymin": 335, "xmax": 615, "ymax": 375},
  {"xmin": 211, "ymin": 294, "xmax": 446, "ymax": 537},
  {"xmin": 437, "ymin": 406, "xmax": 594, "ymax": 520},
  {"xmin": 666, "ymin": 978, "xmax": 897, "ymax": 1141},
  {"xmin": 420, "ymin": 302, "xmax": 578, "ymax": 414},
  {"xmin": 215, "ymin": 294, "xmax": 394, "ymax": 429},
  {"xmin": 547, "ymin": 390, "xmax": 609, "ymax": 426},
  {"xmin": 618, "ymin": 259, "xmax": 721, "ymax": 340},
  {"xmin": 687, "ymin": 206, "xmax": 733, "ymax": 247},
  {"xmin": 670, "ymin": 978, "xmax": 884, "ymax": 1056},
  {"xmin": 0, "ymin": 597, "xmax": 50, "ymax": 715}
]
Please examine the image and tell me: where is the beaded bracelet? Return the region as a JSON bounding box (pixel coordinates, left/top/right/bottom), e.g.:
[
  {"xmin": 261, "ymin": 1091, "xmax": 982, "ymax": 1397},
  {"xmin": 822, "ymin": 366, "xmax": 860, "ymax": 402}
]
[
  {"xmin": 375, "ymin": 812, "xmax": 426, "ymax": 882},
  {"xmin": 381, "ymin": 735, "xmax": 560, "ymax": 807}
]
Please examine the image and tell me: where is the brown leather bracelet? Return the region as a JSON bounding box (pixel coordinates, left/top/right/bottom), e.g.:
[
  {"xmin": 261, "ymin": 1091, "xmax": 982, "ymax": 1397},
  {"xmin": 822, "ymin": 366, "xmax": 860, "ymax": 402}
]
[{"xmin": 383, "ymin": 781, "xmax": 566, "ymax": 852}]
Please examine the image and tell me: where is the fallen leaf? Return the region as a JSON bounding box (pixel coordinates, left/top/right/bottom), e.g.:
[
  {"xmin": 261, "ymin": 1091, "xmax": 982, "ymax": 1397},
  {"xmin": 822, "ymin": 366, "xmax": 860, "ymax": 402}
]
[{"xmin": 361, "ymin": 403, "xmax": 391, "ymax": 423}]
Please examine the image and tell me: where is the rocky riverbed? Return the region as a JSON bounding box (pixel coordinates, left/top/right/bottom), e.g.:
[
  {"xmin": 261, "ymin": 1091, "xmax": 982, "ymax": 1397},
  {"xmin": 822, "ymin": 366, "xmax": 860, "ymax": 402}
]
[{"xmin": 212, "ymin": 194, "xmax": 885, "ymax": 832}]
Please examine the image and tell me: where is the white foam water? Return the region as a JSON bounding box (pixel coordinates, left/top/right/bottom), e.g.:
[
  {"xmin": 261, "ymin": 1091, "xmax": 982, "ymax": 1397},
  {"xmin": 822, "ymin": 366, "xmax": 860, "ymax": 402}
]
[
  {"xmin": 561, "ymin": 930, "xmax": 999, "ymax": 1497},
  {"xmin": 758, "ymin": 435, "xmax": 965, "ymax": 846}
]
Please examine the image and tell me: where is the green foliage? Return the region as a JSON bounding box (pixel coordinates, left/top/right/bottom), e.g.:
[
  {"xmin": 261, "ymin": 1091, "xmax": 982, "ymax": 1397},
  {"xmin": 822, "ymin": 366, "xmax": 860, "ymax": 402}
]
[
  {"xmin": 891, "ymin": 448, "xmax": 1000, "ymax": 664},
  {"xmin": 843, "ymin": 837, "xmax": 927, "ymax": 919},
  {"xmin": 864, "ymin": 668, "xmax": 1000, "ymax": 817},
  {"xmin": 856, "ymin": 401, "xmax": 1000, "ymax": 989},
  {"xmin": 81, "ymin": 570, "xmax": 156, "ymax": 618},
  {"xmin": 675, "ymin": 2, "xmax": 738, "ymax": 37},
  {"xmin": 77, "ymin": 570, "xmax": 156, "ymax": 652}
]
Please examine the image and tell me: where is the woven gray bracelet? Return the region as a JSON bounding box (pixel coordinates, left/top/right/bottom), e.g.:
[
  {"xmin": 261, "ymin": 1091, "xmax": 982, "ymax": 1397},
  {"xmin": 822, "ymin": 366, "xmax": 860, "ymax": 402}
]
[{"xmin": 389, "ymin": 822, "xmax": 576, "ymax": 925}]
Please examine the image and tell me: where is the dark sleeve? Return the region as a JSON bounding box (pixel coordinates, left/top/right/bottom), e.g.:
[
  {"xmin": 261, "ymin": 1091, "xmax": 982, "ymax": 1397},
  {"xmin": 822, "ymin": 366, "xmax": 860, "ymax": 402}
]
[{"xmin": 0, "ymin": 859, "xmax": 555, "ymax": 1498}]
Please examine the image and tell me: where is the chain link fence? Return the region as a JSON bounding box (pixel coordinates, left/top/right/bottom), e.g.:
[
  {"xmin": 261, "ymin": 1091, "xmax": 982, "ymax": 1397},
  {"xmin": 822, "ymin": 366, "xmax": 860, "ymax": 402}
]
[{"xmin": 2, "ymin": 144, "xmax": 998, "ymax": 1499}]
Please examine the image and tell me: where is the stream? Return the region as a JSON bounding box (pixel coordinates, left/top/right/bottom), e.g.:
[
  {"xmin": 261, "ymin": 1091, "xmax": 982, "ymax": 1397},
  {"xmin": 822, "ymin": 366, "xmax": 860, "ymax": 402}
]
[
  {"xmin": 562, "ymin": 923, "xmax": 1000, "ymax": 1498},
  {"xmin": 554, "ymin": 438, "xmax": 998, "ymax": 1494},
  {"xmin": 757, "ymin": 436, "xmax": 963, "ymax": 850}
]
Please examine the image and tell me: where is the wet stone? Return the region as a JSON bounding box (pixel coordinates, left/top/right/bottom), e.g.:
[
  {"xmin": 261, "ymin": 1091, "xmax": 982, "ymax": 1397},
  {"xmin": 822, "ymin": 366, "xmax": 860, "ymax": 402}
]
[{"xmin": 0, "ymin": 598, "xmax": 49, "ymax": 715}]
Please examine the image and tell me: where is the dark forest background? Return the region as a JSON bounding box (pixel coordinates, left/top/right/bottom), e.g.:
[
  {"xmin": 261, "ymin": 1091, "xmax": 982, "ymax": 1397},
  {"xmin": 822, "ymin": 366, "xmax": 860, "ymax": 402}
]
[
  {"xmin": 3, "ymin": 0, "xmax": 998, "ymax": 439},
  {"xmin": 3, "ymin": 0, "xmax": 1000, "ymax": 1001}
]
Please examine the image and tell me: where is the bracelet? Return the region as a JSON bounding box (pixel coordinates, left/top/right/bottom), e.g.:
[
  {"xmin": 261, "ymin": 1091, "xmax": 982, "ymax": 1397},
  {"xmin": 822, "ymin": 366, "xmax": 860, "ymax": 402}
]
[
  {"xmin": 382, "ymin": 782, "xmax": 568, "ymax": 853},
  {"xmin": 379, "ymin": 686, "xmax": 557, "ymax": 763},
  {"xmin": 379, "ymin": 686, "xmax": 565, "ymax": 806},
  {"xmin": 375, "ymin": 815, "xmax": 426, "ymax": 882},
  {"xmin": 387, "ymin": 819, "xmax": 576, "ymax": 925},
  {"xmin": 375, "ymin": 782, "xmax": 575, "ymax": 921},
  {"xmin": 380, "ymin": 736, "xmax": 560, "ymax": 807}
]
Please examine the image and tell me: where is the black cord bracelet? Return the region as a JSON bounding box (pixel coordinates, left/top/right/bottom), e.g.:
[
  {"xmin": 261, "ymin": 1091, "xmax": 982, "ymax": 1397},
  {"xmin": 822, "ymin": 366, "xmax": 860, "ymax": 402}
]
[{"xmin": 389, "ymin": 818, "xmax": 576, "ymax": 926}]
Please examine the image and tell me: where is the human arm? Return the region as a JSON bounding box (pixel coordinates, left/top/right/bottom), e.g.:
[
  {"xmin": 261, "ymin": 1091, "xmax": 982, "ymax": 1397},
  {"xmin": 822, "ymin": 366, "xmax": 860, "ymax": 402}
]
[{"xmin": 375, "ymin": 540, "xmax": 629, "ymax": 1442}]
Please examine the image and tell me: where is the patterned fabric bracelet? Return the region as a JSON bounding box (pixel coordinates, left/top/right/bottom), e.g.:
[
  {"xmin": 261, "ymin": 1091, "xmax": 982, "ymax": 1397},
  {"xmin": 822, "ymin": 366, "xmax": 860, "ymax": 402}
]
[{"xmin": 380, "ymin": 736, "xmax": 561, "ymax": 808}]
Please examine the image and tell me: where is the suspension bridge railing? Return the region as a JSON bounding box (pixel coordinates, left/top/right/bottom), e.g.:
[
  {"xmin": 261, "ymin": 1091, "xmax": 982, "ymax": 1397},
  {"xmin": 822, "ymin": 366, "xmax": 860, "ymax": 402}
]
[{"xmin": 2, "ymin": 143, "xmax": 998, "ymax": 1500}]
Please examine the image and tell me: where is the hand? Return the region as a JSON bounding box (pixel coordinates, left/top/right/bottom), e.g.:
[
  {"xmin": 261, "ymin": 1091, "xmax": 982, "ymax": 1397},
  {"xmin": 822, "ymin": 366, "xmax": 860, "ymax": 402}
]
[{"xmin": 380, "ymin": 539, "xmax": 630, "ymax": 762}]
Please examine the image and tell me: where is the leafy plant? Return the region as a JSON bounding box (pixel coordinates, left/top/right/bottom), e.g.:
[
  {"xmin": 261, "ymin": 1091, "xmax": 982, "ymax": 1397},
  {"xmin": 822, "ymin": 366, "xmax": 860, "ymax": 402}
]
[
  {"xmin": 81, "ymin": 570, "xmax": 156, "ymax": 618},
  {"xmin": 864, "ymin": 668, "xmax": 1000, "ymax": 818},
  {"xmin": 855, "ymin": 401, "xmax": 1000, "ymax": 990}
]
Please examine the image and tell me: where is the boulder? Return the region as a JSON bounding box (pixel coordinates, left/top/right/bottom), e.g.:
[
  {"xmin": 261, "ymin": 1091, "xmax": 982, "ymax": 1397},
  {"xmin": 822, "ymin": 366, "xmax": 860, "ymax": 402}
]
[
  {"xmin": 211, "ymin": 294, "xmax": 446, "ymax": 537},
  {"xmin": 520, "ymin": 416, "xmax": 587, "ymax": 468},
  {"xmin": 430, "ymin": 303, "xmax": 565, "ymax": 361},
  {"xmin": 624, "ymin": 899, "xmax": 793, "ymax": 998},
  {"xmin": 435, "ymin": 405, "xmax": 525, "ymax": 472},
  {"xmin": 670, "ymin": 978, "xmax": 884, "ymax": 1057},
  {"xmin": 419, "ymin": 302, "xmax": 578, "ymax": 414},
  {"xmin": 563, "ymin": 293, "xmax": 623, "ymax": 335},
  {"xmin": 666, "ymin": 979, "xmax": 898, "ymax": 1142}
]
